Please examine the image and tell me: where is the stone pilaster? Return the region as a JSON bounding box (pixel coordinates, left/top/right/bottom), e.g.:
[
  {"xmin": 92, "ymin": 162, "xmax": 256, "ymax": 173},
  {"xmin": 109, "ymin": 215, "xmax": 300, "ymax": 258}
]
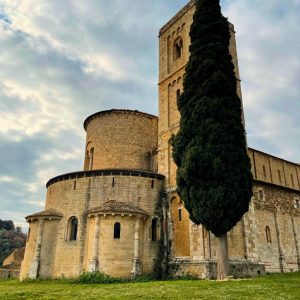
[
  {"xmin": 274, "ymin": 210, "xmax": 284, "ymax": 272},
  {"xmin": 131, "ymin": 218, "xmax": 141, "ymax": 278},
  {"xmin": 89, "ymin": 215, "xmax": 100, "ymax": 272},
  {"xmin": 29, "ymin": 219, "xmax": 44, "ymax": 279}
]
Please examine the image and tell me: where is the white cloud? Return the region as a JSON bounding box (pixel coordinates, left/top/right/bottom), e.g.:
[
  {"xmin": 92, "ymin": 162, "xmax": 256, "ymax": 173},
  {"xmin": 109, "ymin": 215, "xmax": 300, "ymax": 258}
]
[
  {"xmin": 25, "ymin": 200, "xmax": 44, "ymax": 208},
  {"xmin": 0, "ymin": 0, "xmax": 299, "ymax": 227},
  {"xmin": 0, "ymin": 176, "xmax": 14, "ymax": 183},
  {"xmin": 223, "ymin": 0, "xmax": 300, "ymax": 161}
]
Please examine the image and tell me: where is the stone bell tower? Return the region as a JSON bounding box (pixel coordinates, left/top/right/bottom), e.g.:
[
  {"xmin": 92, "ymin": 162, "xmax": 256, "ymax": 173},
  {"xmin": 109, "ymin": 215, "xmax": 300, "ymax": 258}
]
[{"xmin": 157, "ymin": 0, "xmax": 245, "ymax": 259}]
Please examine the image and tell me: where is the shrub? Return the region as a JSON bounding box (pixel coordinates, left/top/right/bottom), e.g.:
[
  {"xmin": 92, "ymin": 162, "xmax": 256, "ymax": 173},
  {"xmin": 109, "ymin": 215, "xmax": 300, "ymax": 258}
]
[
  {"xmin": 131, "ymin": 274, "xmax": 155, "ymax": 282},
  {"xmin": 74, "ymin": 272, "xmax": 121, "ymax": 284}
]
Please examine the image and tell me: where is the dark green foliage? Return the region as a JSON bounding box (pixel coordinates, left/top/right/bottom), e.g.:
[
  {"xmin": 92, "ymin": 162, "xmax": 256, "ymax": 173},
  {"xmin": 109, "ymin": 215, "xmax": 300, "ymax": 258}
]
[
  {"xmin": 0, "ymin": 220, "xmax": 27, "ymax": 266},
  {"xmin": 74, "ymin": 272, "xmax": 122, "ymax": 284},
  {"xmin": 171, "ymin": 0, "xmax": 253, "ymax": 237},
  {"xmin": 130, "ymin": 274, "xmax": 155, "ymax": 282},
  {"xmin": 0, "ymin": 220, "xmax": 15, "ymax": 231}
]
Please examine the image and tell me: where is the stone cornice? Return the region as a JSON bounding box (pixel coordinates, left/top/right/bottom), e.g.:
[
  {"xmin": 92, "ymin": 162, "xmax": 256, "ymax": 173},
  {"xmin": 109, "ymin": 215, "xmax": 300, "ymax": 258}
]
[
  {"xmin": 26, "ymin": 209, "xmax": 63, "ymax": 221},
  {"xmin": 87, "ymin": 201, "xmax": 149, "ymax": 218},
  {"xmin": 159, "ymin": 0, "xmax": 195, "ymax": 37},
  {"xmin": 83, "ymin": 109, "xmax": 158, "ymax": 130},
  {"xmin": 249, "ymin": 147, "xmax": 300, "ymax": 168},
  {"xmin": 46, "ymin": 169, "xmax": 165, "ymax": 188},
  {"xmin": 253, "ymin": 179, "xmax": 300, "ymax": 193},
  {"xmin": 164, "ymin": 178, "xmax": 300, "ymax": 195}
]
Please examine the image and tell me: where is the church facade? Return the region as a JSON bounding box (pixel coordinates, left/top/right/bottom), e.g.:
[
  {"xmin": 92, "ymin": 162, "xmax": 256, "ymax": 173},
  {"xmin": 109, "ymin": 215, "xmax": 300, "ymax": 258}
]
[{"xmin": 20, "ymin": 1, "xmax": 300, "ymax": 280}]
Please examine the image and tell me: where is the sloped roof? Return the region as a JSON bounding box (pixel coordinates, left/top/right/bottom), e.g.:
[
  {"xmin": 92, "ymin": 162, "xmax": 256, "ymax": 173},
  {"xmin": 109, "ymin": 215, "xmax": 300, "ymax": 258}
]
[
  {"xmin": 25, "ymin": 209, "xmax": 63, "ymax": 220},
  {"xmin": 87, "ymin": 200, "xmax": 149, "ymax": 217}
]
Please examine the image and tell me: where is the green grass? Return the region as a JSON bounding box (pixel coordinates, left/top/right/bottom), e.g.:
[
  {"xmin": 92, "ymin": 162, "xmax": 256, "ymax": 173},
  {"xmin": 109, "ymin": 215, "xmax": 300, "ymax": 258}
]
[{"xmin": 0, "ymin": 272, "xmax": 299, "ymax": 300}]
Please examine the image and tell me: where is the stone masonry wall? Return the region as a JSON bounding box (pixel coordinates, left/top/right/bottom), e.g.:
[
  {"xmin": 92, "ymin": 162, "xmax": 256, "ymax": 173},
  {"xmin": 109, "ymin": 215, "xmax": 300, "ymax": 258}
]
[
  {"xmin": 21, "ymin": 173, "xmax": 163, "ymax": 279},
  {"xmin": 158, "ymin": 0, "xmax": 243, "ymax": 188},
  {"xmin": 85, "ymin": 215, "xmax": 155, "ymax": 278},
  {"xmin": 84, "ymin": 111, "xmax": 158, "ymax": 172},
  {"xmin": 20, "ymin": 221, "xmax": 39, "ymax": 280},
  {"xmin": 244, "ymin": 183, "xmax": 300, "ymax": 273},
  {"xmin": 248, "ymin": 148, "xmax": 300, "ymax": 191}
]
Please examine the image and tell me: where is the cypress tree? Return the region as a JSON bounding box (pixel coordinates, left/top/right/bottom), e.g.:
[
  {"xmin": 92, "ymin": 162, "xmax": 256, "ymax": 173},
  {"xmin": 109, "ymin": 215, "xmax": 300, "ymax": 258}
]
[{"xmin": 171, "ymin": 0, "xmax": 253, "ymax": 279}]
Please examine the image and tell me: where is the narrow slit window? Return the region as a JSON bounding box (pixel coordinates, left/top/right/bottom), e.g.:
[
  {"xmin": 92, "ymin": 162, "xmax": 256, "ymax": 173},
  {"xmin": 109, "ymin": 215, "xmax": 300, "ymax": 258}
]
[
  {"xmin": 263, "ymin": 166, "xmax": 266, "ymax": 178},
  {"xmin": 112, "ymin": 177, "xmax": 115, "ymax": 187},
  {"xmin": 178, "ymin": 208, "xmax": 182, "ymax": 221},
  {"xmin": 27, "ymin": 228, "xmax": 31, "ymax": 242},
  {"xmin": 114, "ymin": 222, "xmax": 121, "ymax": 239},
  {"xmin": 265, "ymin": 226, "xmax": 271, "ymax": 243},
  {"xmin": 89, "ymin": 147, "xmax": 94, "ymax": 170},
  {"xmin": 295, "ymin": 199, "xmax": 300, "ymax": 209},
  {"xmin": 151, "ymin": 219, "xmax": 157, "ymax": 241},
  {"xmin": 176, "ymin": 90, "xmax": 180, "ymax": 105},
  {"xmin": 73, "ymin": 180, "xmax": 76, "ymax": 190},
  {"xmin": 258, "ymin": 190, "xmax": 263, "ymax": 201},
  {"xmin": 85, "ymin": 150, "xmax": 90, "ymax": 170},
  {"xmin": 151, "ymin": 179, "xmax": 154, "ymax": 189},
  {"xmin": 69, "ymin": 217, "xmax": 78, "ymax": 241}
]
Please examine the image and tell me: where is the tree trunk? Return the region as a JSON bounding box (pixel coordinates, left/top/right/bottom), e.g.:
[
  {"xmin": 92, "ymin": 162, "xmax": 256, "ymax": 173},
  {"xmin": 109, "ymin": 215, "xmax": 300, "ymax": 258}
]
[{"xmin": 216, "ymin": 232, "xmax": 229, "ymax": 280}]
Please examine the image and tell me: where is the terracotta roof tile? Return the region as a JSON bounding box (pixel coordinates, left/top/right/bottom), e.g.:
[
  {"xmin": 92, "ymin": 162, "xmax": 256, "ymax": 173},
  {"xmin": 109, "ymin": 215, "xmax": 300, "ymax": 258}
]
[
  {"xmin": 88, "ymin": 201, "xmax": 148, "ymax": 216},
  {"xmin": 26, "ymin": 209, "xmax": 63, "ymax": 220}
]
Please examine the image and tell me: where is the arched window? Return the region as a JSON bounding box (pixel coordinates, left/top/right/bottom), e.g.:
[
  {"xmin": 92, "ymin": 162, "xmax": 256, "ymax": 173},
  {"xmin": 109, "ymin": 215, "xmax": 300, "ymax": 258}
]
[
  {"xmin": 263, "ymin": 166, "xmax": 266, "ymax": 178},
  {"xmin": 69, "ymin": 217, "xmax": 78, "ymax": 241},
  {"xmin": 151, "ymin": 179, "xmax": 154, "ymax": 189},
  {"xmin": 114, "ymin": 222, "xmax": 121, "ymax": 239},
  {"xmin": 27, "ymin": 228, "xmax": 31, "ymax": 242},
  {"xmin": 89, "ymin": 148, "xmax": 94, "ymax": 170},
  {"xmin": 151, "ymin": 218, "xmax": 158, "ymax": 241},
  {"xmin": 258, "ymin": 190, "xmax": 264, "ymax": 201},
  {"xmin": 265, "ymin": 226, "xmax": 271, "ymax": 243},
  {"xmin": 173, "ymin": 38, "xmax": 183, "ymax": 60}
]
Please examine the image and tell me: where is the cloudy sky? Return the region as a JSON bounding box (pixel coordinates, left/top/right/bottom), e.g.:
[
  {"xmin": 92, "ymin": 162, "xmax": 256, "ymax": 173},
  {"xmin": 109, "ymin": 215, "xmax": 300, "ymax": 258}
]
[{"xmin": 0, "ymin": 0, "xmax": 299, "ymax": 229}]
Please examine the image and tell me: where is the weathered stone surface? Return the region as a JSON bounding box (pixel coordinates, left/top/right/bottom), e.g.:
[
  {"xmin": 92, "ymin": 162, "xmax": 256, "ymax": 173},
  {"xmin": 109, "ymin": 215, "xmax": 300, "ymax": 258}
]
[
  {"xmin": 83, "ymin": 109, "xmax": 158, "ymax": 172},
  {"xmin": 20, "ymin": 1, "xmax": 300, "ymax": 281},
  {"xmin": 2, "ymin": 248, "xmax": 25, "ymax": 270},
  {"xmin": 169, "ymin": 259, "xmax": 266, "ymax": 279},
  {"xmin": 158, "ymin": 0, "xmax": 300, "ymax": 276}
]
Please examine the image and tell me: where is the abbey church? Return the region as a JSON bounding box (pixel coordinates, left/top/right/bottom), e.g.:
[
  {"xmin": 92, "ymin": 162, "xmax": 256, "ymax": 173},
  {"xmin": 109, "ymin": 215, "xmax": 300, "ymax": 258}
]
[{"xmin": 20, "ymin": 0, "xmax": 300, "ymax": 280}]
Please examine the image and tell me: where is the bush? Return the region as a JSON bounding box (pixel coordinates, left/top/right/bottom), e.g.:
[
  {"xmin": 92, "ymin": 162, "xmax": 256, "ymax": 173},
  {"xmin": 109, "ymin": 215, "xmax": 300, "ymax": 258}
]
[
  {"xmin": 74, "ymin": 272, "xmax": 122, "ymax": 284},
  {"xmin": 131, "ymin": 274, "xmax": 155, "ymax": 282}
]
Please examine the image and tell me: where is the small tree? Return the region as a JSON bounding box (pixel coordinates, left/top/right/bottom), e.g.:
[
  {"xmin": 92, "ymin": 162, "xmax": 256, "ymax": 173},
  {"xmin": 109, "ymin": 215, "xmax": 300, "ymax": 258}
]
[
  {"xmin": 0, "ymin": 220, "xmax": 26, "ymax": 266},
  {"xmin": 171, "ymin": 0, "xmax": 253, "ymax": 280}
]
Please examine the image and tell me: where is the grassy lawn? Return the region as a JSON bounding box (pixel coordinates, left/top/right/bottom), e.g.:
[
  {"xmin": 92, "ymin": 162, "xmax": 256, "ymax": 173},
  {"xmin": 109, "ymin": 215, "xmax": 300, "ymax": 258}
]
[{"xmin": 0, "ymin": 272, "xmax": 299, "ymax": 300}]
